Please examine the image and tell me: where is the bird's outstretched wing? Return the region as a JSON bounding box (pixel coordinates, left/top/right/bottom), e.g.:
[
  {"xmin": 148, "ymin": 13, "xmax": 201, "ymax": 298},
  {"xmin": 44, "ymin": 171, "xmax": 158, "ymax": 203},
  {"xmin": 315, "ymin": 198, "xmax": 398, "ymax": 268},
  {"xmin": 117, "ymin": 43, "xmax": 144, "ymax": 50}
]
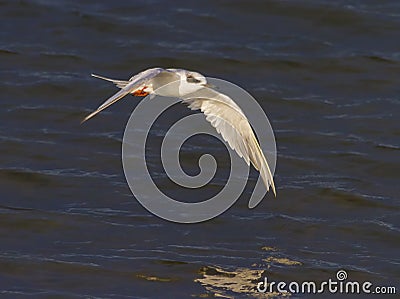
[
  {"xmin": 82, "ymin": 68, "xmax": 173, "ymax": 123},
  {"xmin": 182, "ymin": 88, "xmax": 276, "ymax": 196}
]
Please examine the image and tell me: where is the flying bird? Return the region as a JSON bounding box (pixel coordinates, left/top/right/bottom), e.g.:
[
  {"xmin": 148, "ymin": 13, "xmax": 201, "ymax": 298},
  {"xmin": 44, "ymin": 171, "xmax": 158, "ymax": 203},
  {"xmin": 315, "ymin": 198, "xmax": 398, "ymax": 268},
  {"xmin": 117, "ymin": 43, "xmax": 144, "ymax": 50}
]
[{"xmin": 82, "ymin": 67, "xmax": 276, "ymax": 196}]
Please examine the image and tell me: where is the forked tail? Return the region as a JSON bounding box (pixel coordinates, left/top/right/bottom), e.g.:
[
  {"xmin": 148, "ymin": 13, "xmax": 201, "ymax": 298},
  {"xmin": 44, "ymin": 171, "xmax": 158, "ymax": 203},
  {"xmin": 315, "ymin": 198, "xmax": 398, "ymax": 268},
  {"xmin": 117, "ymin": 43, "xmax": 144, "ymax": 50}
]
[{"xmin": 91, "ymin": 74, "xmax": 129, "ymax": 89}]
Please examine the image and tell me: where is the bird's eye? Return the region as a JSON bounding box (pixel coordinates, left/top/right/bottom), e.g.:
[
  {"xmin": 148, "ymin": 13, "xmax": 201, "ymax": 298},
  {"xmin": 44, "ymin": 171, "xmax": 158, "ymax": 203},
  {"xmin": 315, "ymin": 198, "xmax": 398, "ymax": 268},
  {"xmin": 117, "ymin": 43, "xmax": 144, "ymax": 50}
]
[{"xmin": 187, "ymin": 75, "xmax": 201, "ymax": 83}]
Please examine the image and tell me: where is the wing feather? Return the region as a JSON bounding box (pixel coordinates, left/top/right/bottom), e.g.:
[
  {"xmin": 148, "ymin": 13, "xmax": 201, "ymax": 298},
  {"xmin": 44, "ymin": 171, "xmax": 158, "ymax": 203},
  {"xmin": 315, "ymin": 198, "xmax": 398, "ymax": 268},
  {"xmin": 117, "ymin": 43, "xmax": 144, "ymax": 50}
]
[{"xmin": 183, "ymin": 89, "xmax": 276, "ymax": 195}]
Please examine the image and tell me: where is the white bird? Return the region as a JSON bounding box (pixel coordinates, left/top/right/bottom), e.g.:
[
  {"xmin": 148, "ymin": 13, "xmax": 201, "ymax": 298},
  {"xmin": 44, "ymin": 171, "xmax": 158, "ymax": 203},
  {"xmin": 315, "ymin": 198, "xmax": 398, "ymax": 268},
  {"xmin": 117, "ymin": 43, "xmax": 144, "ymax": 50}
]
[{"xmin": 82, "ymin": 67, "xmax": 276, "ymax": 196}]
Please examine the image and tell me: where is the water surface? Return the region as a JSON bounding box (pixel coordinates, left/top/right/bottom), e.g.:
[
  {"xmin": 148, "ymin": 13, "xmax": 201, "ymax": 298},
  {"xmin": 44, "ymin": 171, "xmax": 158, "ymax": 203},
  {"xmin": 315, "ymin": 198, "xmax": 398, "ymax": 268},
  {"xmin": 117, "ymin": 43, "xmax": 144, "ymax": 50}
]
[{"xmin": 1, "ymin": 0, "xmax": 399, "ymax": 298}]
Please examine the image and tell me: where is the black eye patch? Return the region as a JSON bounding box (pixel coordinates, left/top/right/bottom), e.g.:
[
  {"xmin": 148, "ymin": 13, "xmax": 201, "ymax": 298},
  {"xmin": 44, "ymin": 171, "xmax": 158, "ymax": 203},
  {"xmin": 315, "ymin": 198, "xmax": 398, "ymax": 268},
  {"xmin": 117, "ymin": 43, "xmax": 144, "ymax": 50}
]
[{"xmin": 187, "ymin": 75, "xmax": 201, "ymax": 83}]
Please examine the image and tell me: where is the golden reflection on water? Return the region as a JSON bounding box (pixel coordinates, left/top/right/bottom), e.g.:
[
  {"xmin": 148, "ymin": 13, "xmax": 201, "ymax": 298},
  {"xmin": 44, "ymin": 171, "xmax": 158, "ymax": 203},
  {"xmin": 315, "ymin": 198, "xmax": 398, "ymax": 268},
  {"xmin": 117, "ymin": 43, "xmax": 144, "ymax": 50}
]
[{"xmin": 195, "ymin": 246, "xmax": 302, "ymax": 298}]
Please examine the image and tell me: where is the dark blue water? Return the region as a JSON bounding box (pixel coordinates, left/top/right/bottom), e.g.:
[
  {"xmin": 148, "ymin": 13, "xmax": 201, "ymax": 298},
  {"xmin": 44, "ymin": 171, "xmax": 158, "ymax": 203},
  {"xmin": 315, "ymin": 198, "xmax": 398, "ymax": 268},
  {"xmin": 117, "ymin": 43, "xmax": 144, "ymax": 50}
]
[{"xmin": 1, "ymin": 0, "xmax": 399, "ymax": 298}]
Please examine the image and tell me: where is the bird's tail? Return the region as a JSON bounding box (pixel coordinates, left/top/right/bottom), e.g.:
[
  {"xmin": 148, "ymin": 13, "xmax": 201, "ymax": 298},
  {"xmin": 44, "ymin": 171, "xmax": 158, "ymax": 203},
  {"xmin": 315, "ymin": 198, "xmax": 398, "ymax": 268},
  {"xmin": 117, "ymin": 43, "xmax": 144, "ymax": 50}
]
[{"xmin": 91, "ymin": 73, "xmax": 129, "ymax": 89}]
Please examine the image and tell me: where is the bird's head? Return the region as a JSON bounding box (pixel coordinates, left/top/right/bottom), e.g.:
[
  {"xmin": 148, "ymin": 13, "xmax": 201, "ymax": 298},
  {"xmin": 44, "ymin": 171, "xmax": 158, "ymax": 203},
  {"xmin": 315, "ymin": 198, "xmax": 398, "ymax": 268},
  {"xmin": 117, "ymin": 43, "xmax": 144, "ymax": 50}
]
[
  {"xmin": 177, "ymin": 70, "xmax": 212, "ymax": 95},
  {"xmin": 185, "ymin": 71, "xmax": 207, "ymax": 85}
]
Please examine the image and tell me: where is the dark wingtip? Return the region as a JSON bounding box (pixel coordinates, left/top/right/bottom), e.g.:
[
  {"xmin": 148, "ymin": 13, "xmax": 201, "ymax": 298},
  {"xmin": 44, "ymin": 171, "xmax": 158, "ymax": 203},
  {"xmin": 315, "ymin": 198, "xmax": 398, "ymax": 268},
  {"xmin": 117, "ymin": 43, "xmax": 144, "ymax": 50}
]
[{"xmin": 80, "ymin": 111, "xmax": 97, "ymax": 124}]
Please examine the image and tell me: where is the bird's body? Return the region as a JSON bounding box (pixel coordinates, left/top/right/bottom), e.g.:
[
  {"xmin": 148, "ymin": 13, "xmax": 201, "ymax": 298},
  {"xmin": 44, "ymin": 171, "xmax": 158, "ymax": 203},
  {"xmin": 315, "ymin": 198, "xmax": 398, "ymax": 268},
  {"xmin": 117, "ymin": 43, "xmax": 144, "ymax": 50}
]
[{"xmin": 83, "ymin": 67, "xmax": 276, "ymax": 196}]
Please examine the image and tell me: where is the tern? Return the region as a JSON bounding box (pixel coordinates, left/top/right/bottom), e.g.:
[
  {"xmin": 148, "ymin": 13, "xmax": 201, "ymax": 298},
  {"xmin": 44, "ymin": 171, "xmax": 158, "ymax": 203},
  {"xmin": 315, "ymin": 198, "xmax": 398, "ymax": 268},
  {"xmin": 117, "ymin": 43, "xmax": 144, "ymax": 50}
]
[{"xmin": 82, "ymin": 67, "xmax": 276, "ymax": 196}]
